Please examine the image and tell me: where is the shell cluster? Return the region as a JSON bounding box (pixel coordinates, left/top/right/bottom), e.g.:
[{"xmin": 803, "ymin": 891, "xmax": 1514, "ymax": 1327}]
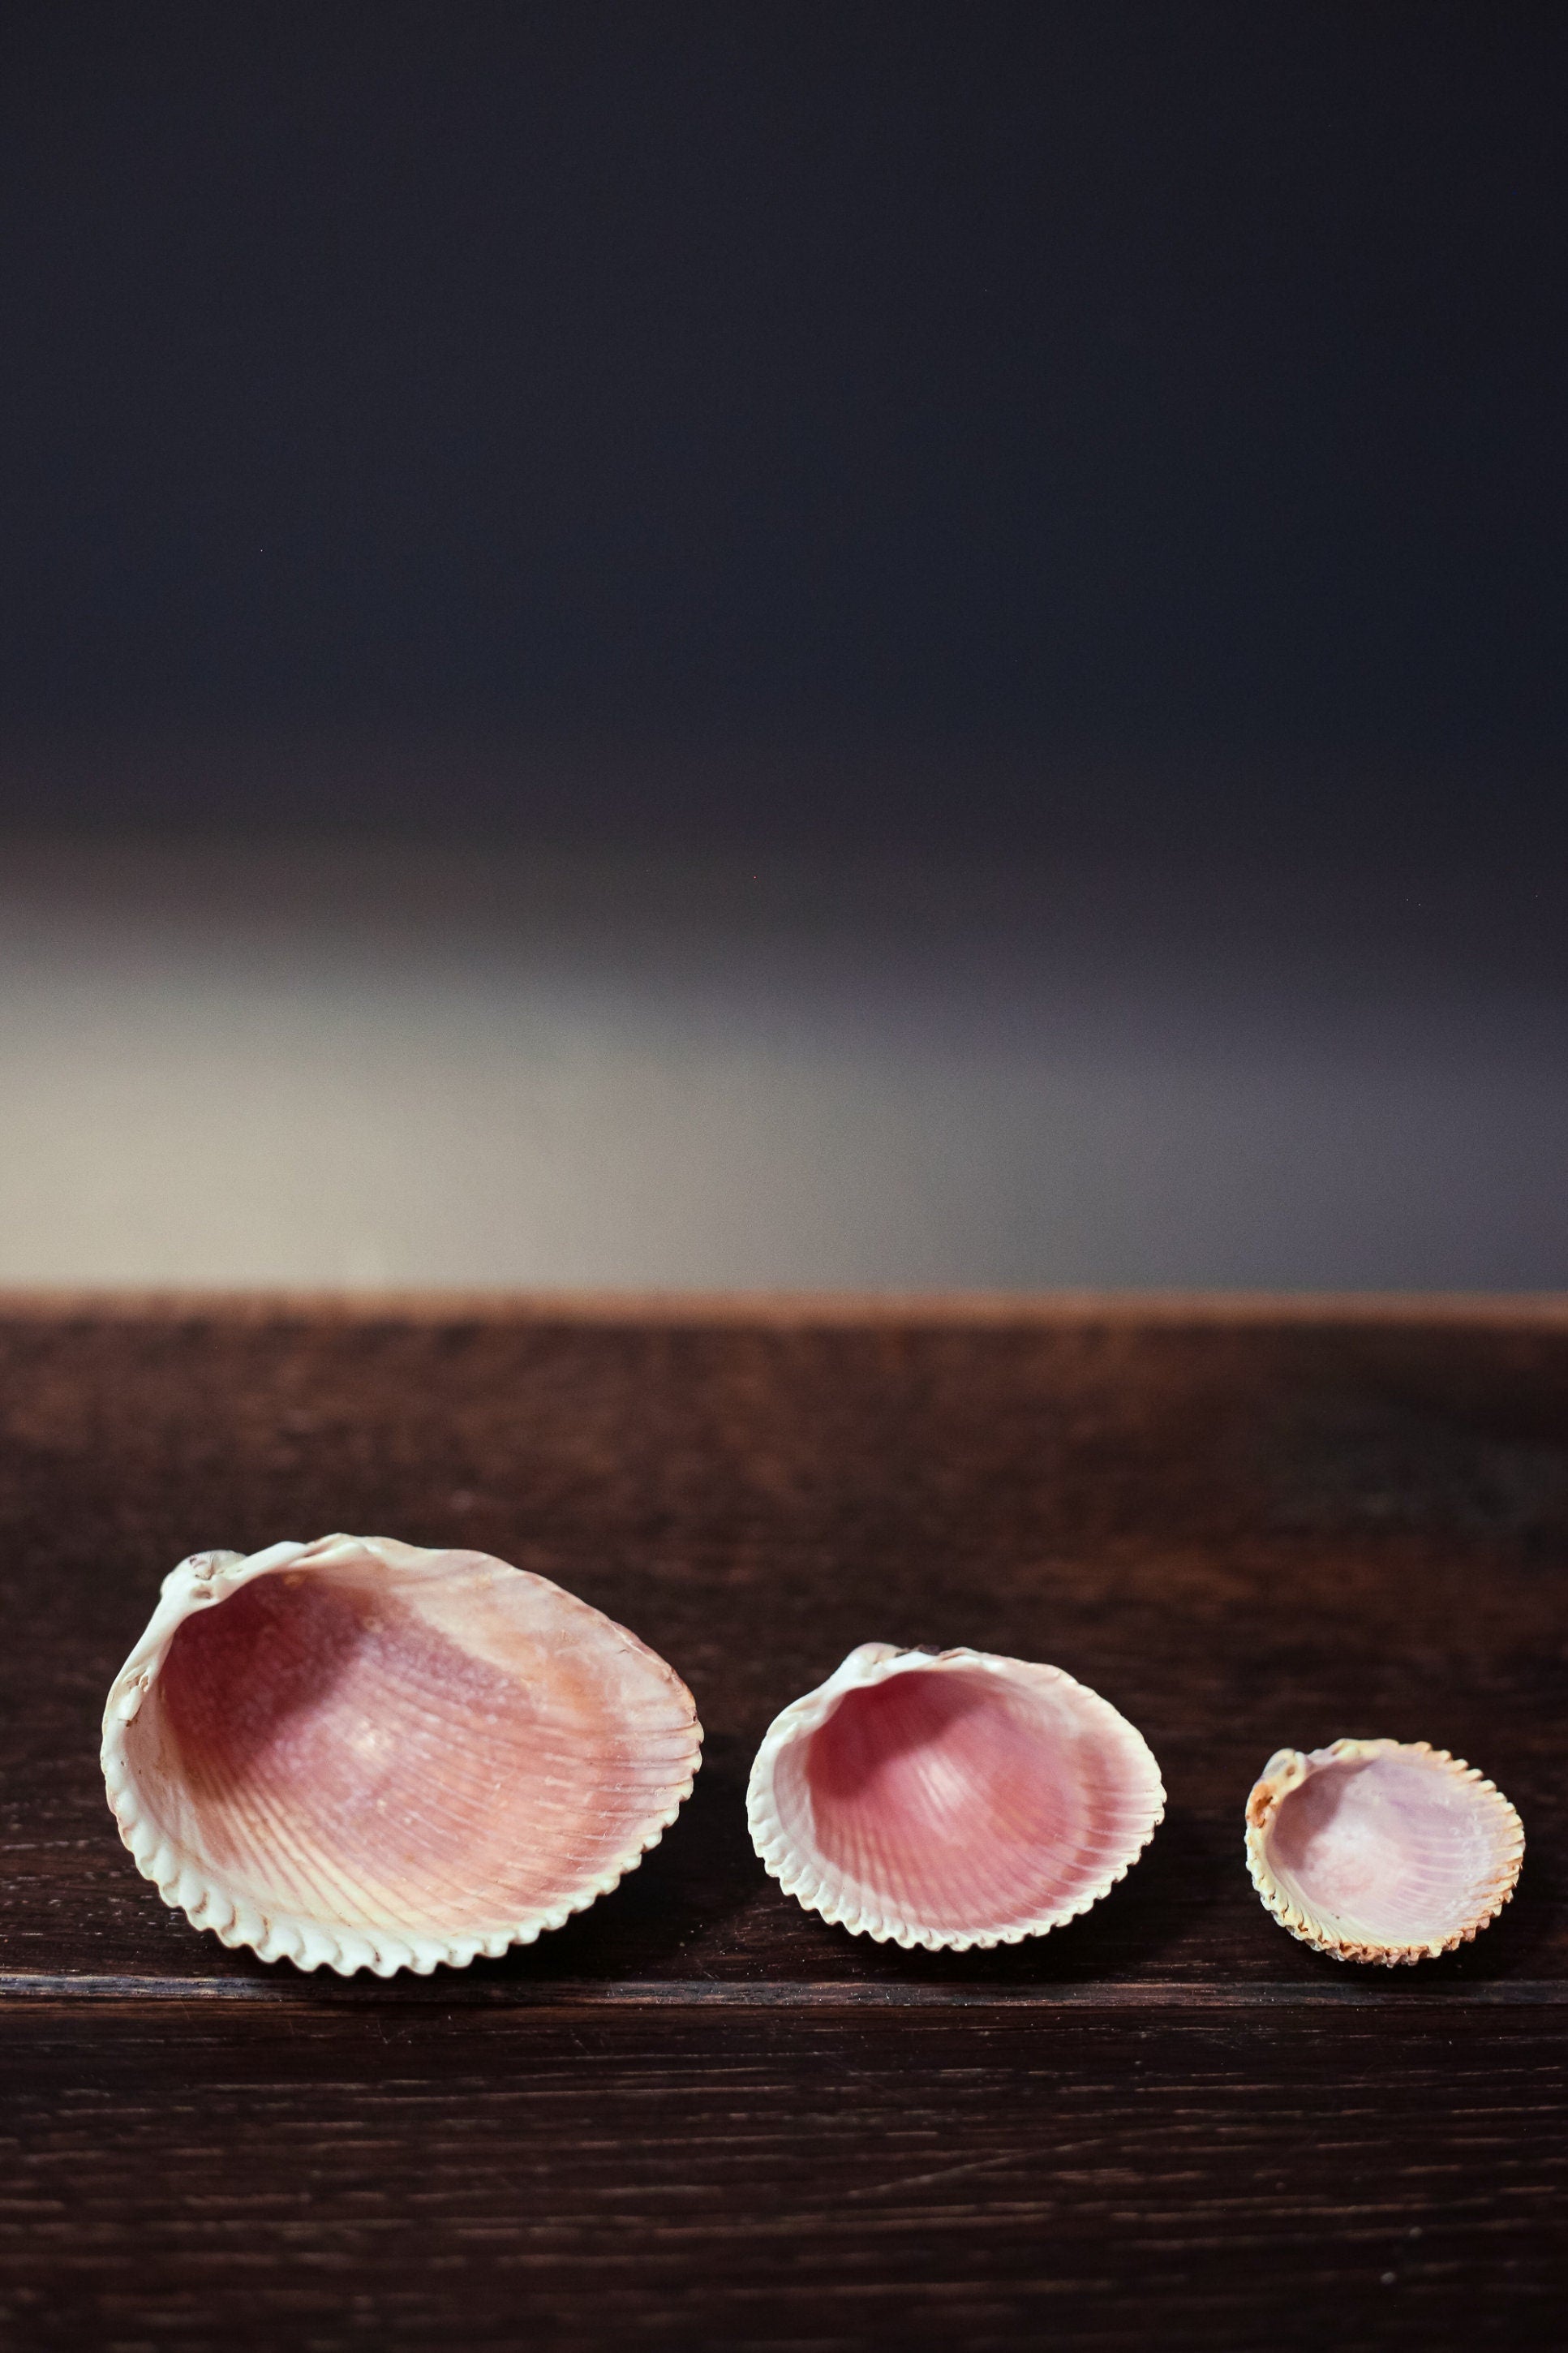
[{"xmin": 103, "ymin": 1535, "xmax": 1525, "ymax": 1975}]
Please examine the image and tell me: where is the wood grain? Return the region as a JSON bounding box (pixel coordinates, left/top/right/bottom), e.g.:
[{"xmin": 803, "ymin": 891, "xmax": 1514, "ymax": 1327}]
[
  {"xmin": 1, "ymin": 2005, "xmax": 1562, "ymax": 2352},
  {"xmin": 0, "ymin": 1297, "xmax": 1563, "ymax": 2347}
]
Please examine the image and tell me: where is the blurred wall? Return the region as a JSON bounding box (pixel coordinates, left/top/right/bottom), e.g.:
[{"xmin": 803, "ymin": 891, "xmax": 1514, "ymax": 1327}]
[
  {"xmin": 2, "ymin": 824, "xmax": 1562, "ymax": 1289},
  {"xmin": 1, "ymin": 7, "xmax": 1562, "ymax": 1289}
]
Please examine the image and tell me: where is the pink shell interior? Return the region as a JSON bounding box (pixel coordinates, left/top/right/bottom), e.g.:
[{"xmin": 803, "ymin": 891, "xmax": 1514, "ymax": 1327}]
[
  {"xmin": 1261, "ymin": 1749, "xmax": 1511, "ymax": 1949},
  {"xmin": 124, "ymin": 1561, "xmax": 696, "ymax": 1940},
  {"xmin": 771, "ymin": 1663, "xmax": 1158, "ymax": 1937}
]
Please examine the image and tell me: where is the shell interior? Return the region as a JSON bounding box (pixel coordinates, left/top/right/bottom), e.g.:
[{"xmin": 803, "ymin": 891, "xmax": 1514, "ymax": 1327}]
[
  {"xmin": 102, "ymin": 1536, "xmax": 702, "ymax": 1975},
  {"xmin": 749, "ymin": 1643, "xmax": 1165, "ymax": 1951},
  {"xmin": 1245, "ymin": 1738, "xmax": 1523, "ymax": 1964}
]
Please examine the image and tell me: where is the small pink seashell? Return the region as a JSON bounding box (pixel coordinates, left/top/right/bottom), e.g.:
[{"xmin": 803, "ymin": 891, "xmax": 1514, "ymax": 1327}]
[
  {"xmin": 747, "ymin": 1642, "xmax": 1165, "ymax": 1950},
  {"xmin": 102, "ymin": 1534, "xmax": 702, "ymax": 1976},
  {"xmin": 1245, "ymin": 1737, "xmax": 1524, "ymax": 1965}
]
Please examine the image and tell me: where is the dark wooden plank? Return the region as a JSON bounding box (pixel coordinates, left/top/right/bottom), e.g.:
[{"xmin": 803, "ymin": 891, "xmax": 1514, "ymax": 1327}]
[
  {"xmin": 0, "ymin": 1298, "xmax": 1564, "ymax": 1991},
  {"xmin": 2, "ymin": 1298, "xmax": 1564, "ymax": 2352},
  {"xmin": 1, "ymin": 2002, "xmax": 1562, "ymax": 2352}
]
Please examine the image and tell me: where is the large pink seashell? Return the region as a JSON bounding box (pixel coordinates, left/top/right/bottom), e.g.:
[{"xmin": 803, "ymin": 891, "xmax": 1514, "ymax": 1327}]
[
  {"xmin": 102, "ymin": 1534, "xmax": 702, "ymax": 1975},
  {"xmin": 1245, "ymin": 1738, "xmax": 1524, "ymax": 1965},
  {"xmin": 747, "ymin": 1642, "xmax": 1165, "ymax": 1950}
]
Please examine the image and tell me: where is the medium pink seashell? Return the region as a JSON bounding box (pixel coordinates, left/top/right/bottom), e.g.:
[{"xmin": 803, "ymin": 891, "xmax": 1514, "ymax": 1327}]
[
  {"xmin": 1245, "ymin": 1738, "xmax": 1524, "ymax": 1965},
  {"xmin": 747, "ymin": 1642, "xmax": 1165, "ymax": 1950},
  {"xmin": 102, "ymin": 1534, "xmax": 702, "ymax": 1975}
]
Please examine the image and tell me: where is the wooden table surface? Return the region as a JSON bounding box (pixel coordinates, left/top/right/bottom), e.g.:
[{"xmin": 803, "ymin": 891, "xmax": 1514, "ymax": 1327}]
[{"xmin": 1, "ymin": 1293, "xmax": 1564, "ymax": 2350}]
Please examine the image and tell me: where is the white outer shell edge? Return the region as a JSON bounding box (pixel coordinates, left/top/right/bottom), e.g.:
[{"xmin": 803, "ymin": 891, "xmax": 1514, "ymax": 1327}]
[
  {"xmin": 1244, "ymin": 1736, "xmax": 1526, "ymax": 1967},
  {"xmin": 745, "ymin": 1641, "xmax": 1166, "ymax": 1951},
  {"xmin": 101, "ymin": 1534, "xmax": 702, "ymax": 1977}
]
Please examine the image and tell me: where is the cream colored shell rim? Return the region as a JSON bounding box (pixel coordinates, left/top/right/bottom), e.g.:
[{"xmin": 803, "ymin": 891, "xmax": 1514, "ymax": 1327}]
[
  {"xmin": 746, "ymin": 1641, "xmax": 1166, "ymax": 1951},
  {"xmin": 101, "ymin": 1534, "xmax": 703, "ymax": 1977},
  {"xmin": 1244, "ymin": 1736, "xmax": 1524, "ymax": 1968}
]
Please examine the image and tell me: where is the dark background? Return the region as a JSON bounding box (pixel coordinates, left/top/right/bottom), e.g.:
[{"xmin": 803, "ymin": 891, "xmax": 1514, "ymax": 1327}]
[
  {"xmin": 0, "ymin": 2, "xmax": 1563, "ymax": 1288},
  {"xmin": 4, "ymin": 0, "xmax": 1566, "ymax": 850}
]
